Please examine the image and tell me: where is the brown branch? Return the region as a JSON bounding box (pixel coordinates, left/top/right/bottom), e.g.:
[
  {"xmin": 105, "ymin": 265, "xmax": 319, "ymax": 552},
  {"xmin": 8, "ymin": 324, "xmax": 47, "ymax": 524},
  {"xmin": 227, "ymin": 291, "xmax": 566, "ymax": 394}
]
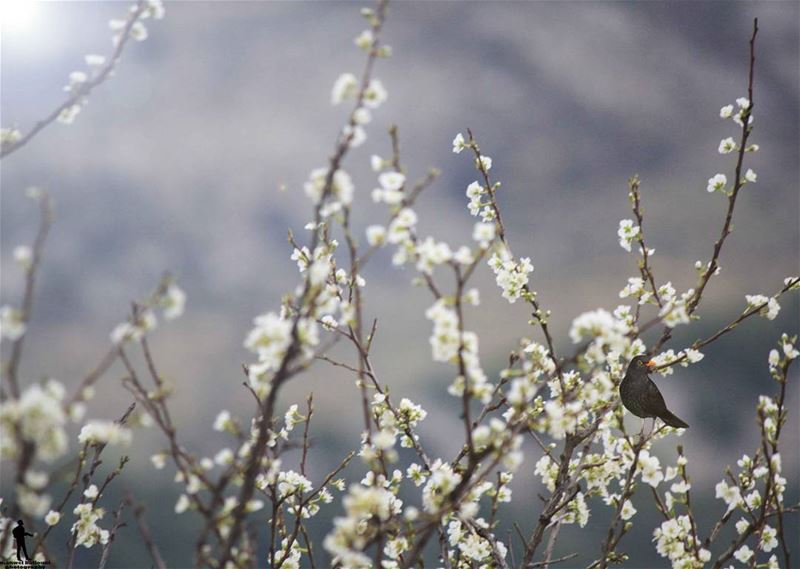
[
  {"xmin": 651, "ymin": 18, "xmax": 759, "ymax": 354},
  {"xmin": 465, "ymin": 129, "xmax": 566, "ymax": 396},
  {"xmin": 652, "ymin": 276, "xmax": 798, "ymax": 371},
  {"xmin": 215, "ymin": 6, "xmax": 390, "ymax": 566},
  {"xmin": 528, "ymin": 553, "xmax": 579, "ymax": 567},
  {"xmin": 98, "ymin": 499, "xmax": 127, "ymax": 569},
  {"xmin": 125, "ymin": 492, "xmax": 167, "ymax": 569},
  {"xmin": 628, "ymin": 175, "xmax": 663, "ymax": 314},
  {"xmin": 5, "ymin": 193, "xmax": 53, "ymax": 399}
]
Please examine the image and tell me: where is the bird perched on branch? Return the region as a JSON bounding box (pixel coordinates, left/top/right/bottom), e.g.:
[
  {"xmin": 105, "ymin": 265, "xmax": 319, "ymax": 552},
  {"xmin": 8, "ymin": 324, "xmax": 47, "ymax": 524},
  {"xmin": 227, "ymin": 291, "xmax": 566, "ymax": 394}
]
[{"xmin": 620, "ymin": 355, "xmax": 689, "ymax": 431}]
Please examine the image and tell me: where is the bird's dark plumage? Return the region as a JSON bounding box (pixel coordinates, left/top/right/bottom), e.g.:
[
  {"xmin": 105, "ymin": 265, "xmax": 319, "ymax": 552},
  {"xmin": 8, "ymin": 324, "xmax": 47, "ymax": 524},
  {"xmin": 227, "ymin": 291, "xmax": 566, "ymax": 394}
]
[{"xmin": 620, "ymin": 355, "xmax": 689, "ymax": 429}]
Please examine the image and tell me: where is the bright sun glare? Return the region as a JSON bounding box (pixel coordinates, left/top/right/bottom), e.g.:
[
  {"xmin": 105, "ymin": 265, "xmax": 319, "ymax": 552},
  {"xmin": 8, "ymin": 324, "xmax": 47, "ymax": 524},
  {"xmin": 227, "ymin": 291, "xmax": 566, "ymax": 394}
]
[{"xmin": 0, "ymin": 0, "xmax": 41, "ymax": 35}]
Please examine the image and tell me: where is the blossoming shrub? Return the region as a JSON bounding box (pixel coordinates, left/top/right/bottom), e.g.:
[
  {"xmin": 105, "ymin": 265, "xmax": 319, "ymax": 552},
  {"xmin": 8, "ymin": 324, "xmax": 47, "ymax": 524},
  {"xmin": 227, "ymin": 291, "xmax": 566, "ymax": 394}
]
[{"xmin": 0, "ymin": 2, "xmax": 797, "ymax": 568}]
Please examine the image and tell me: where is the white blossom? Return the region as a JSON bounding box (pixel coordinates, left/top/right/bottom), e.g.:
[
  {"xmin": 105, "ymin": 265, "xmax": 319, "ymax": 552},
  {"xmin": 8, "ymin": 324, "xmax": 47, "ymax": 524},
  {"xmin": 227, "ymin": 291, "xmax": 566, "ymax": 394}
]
[
  {"xmin": 331, "ymin": 73, "xmax": 358, "ymax": 105},
  {"xmin": 45, "ymin": 510, "xmax": 61, "ymax": 526},
  {"xmin": 57, "ymin": 104, "xmax": 81, "ymax": 125},
  {"xmin": 303, "ymin": 167, "xmax": 354, "ymax": 206},
  {"xmin": 620, "ymin": 499, "xmax": 637, "ymax": 520},
  {"xmin": 161, "ymin": 283, "xmax": 186, "ymax": 320},
  {"xmin": 378, "ymin": 171, "xmax": 405, "ymax": 191},
  {"xmin": 475, "ymin": 155, "xmax": 492, "ymax": 171},
  {"xmin": 13, "ymin": 246, "xmax": 33, "ymax": 269},
  {"xmin": 715, "ymin": 480, "xmax": 742, "ymax": 512},
  {"xmin": 363, "ymin": 79, "xmax": 388, "ymax": 109},
  {"xmin": 745, "ymin": 294, "xmax": 780, "ymax": 320},
  {"xmin": 488, "ymin": 248, "xmax": 533, "ymax": 303},
  {"xmin": 617, "ymin": 219, "xmax": 640, "ymax": 252},
  {"xmin": 366, "ymin": 225, "xmax": 386, "ymax": 246},
  {"xmin": 735, "ymin": 518, "xmax": 749, "ymax": 535},
  {"xmin": 638, "ymin": 450, "xmax": 664, "ymax": 487},
  {"xmin": 706, "ymin": 173, "xmax": 727, "ymax": 193},
  {"xmin": 472, "ymin": 222, "xmax": 495, "ymax": 248},
  {"xmin": 718, "ymin": 137, "xmax": 736, "ymax": 154},
  {"xmin": 85, "ymin": 54, "xmax": 106, "ymax": 67},
  {"xmin": 0, "ymin": 306, "xmax": 26, "ymax": 340},
  {"xmin": 734, "ymin": 545, "xmax": 753, "ymax": 563},
  {"xmin": 353, "ymin": 29, "xmax": 374, "ymax": 50},
  {"xmin": 78, "ymin": 420, "xmax": 132, "ymax": 447},
  {"xmin": 452, "ymin": 132, "xmax": 467, "ymax": 153},
  {"xmin": 760, "ymin": 525, "xmax": 778, "ymax": 552}
]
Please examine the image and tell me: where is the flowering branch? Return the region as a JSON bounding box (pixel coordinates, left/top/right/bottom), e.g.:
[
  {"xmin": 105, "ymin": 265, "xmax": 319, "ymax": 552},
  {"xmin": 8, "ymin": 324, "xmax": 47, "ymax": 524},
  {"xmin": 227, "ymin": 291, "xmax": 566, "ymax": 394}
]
[
  {"xmin": 0, "ymin": 0, "xmax": 164, "ymax": 159},
  {"xmin": 650, "ymin": 18, "xmax": 759, "ymax": 354},
  {"xmin": 1, "ymin": 6, "xmax": 795, "ymax": 569}
]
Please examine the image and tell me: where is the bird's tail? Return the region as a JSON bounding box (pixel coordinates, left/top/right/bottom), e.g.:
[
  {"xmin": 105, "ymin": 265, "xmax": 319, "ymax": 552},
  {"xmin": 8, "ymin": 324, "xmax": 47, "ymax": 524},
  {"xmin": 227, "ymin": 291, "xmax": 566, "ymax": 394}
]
[{"xmin": 659, "ymin": 410, "xmax": 689, "ymax": 429}]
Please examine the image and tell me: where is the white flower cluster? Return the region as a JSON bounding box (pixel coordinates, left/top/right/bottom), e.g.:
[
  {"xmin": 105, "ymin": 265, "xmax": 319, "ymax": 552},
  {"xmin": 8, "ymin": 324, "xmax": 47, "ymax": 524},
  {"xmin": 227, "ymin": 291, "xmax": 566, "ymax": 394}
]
[
  {"xmin": 109, "ymin": 281, "xmax": 185, "ymax": 345},
  {"xmin": 569, "ymin": 308, "xmax": 644, "ymax": 366},
  {"xmin": 768, "ymin": 333, "xmax": 798, "ymax": 377},
  {"xmin": 652, "ymin": 515, "xmax": 710, "ymax": 568},
  {"xmin": 0, "ymin": 380, "xmax": 69, "ymax": 462},
  {"xmin": 71, "ymin": 501, "xmax": 110, "ymax": 548},
  {"xmin": 619, "ymin": 277, "xmax": 652, "ymax": 305},
  {"xmin": 445, "ymin": 518, "xmax": 507, "ymax": 567},
  {"xmin": 370, "ymin": 394, "xmax": 428, "ymax": 454},
  {"xmin": 541, "ymin": 396, "xmax": 586, "ymax": 440},
  {"xmin": 386, "ymin": 208, "xmax": 418, "ymax": 267},
  {"xmin": 637, "ymin": 449, "xmax": 665, "ymax": 487},
  {"xmin": 463, "ymin": 179, "xmax": 501, "ymax": 223},
  {"xmin": 58, "ymin": 1, "xmax": 164, "ymax": 126},
  {"xmin": 0, "ymin": 305, "xmax": 26, "ymax": 341},
  {"xmin": 331, "ymin": 30, "xmax": 391, "ymax": 148},
  {"xmin": 13, "ymin": 245, "xmax": 33, "ymax": 269},
  {"xmin": 708, "ymin": 98, "xmax": 759, "ymax": 195},
  {"xmin": 78, "ymin": 420, "xmax": 133, "ymax": 447},
  {"xmin": 617, "ymin": 219, "xmax": 640, "ymax": 252},
  {"xmin": 425, "ymin": 299, "xmax": 462, "ymax": 363},
  {"xmin": 421, "ymin": 459, "xmax": 462, "ymax": 514},
  {"xmin": 415, "ymin": 237, "xmax": 454, "ymax": 275},
  {"xmin": 488, "ymin": 247, "xmax": 533, "ymax": 304},
  {"xmin": 18, "ymin": 481, "xmax": 51, "ymax": 519},
  {"xmin": 1, "ymin": 127, "xmax": 22, "ymax": 146},
  {"xmin": 706, "ymin": 173, "xmax": 727, "ymax": 193},
  {"xmin": 472, "ymin": 418, "xmax": 524, "ymax": 468},
  {"xmin": 304, "ymin": 167, "xmax": 355, "ymax": 216},
  {"xmin": 110, "ymin": 309, "xmax": 156, "ymax": 344},
  {"xmin": 657, "ymin": 283, "xmax": 694, "ymax": 328},
  {"xmin": 425, "ymin": 300, "xmax": 493, "ymax": 404},
  {"xmin": 111, "ymin": 0, "xmax": 164, "ymax": 43},
  {"xmin": 324, "ymin": 481, "xmax": 402, "ymax": 568},
  {"xmin": 160, "ymin": 283, "xmax": 186, "ymax": 320},
  {"xmin": 244, "ymin": 311, "xmax": 319, "ymax": 397},
  {"xmin": 648, "ymin": 348, "xmax": 703, "ymax": 377},
  {"xmin": 745, "ymin": 293, "xmax": 781, "ymax": 320},
  {"xmin": 501, "ymin": 341, "xmax": 553, "ymax": 422},
  {"xmin": 719, "ymin": 97, "xmax": 752, "ymax": 127},
  {"xmin": 371, "ymin": 171, "xmax": 406, "ymax": 205}
]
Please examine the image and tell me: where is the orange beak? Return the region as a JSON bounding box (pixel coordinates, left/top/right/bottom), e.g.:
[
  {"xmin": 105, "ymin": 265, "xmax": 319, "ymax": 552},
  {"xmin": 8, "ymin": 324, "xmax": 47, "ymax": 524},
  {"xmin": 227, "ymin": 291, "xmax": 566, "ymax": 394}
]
[{"xmin": 645, "ymin": 360, "xmax": 657, "ymax": 369}]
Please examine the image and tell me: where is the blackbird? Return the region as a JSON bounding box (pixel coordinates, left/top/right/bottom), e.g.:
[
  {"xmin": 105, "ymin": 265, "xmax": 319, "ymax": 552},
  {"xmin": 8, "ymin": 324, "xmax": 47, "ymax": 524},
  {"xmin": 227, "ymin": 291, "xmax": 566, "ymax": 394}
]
[{"xmin": 620, "ymin": 355, "xmax": 689, "ymax": 429}]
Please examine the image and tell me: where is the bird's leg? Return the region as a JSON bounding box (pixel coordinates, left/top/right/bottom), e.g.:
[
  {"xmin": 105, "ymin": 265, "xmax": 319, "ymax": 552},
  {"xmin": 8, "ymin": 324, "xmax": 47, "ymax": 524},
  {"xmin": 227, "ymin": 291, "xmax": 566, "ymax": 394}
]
[{"xmin": 642, "ymin": 418, "xmax": 654, "ymax": 439}]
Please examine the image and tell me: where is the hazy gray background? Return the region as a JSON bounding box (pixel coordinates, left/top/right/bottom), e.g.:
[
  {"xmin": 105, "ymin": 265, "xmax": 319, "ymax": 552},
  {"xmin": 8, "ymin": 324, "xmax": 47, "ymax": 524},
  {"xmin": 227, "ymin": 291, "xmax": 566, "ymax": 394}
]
[{"xmin": 2, "ymin": 1, "xmax": 798, "ymax": 567}]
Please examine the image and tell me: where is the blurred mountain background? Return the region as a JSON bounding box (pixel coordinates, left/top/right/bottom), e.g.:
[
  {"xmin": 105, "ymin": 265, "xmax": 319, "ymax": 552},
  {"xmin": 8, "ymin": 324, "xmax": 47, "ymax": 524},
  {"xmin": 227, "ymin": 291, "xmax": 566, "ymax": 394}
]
[{"xmin": 1, "ymin": 1, "xmax": 798, "ymax": 567}]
